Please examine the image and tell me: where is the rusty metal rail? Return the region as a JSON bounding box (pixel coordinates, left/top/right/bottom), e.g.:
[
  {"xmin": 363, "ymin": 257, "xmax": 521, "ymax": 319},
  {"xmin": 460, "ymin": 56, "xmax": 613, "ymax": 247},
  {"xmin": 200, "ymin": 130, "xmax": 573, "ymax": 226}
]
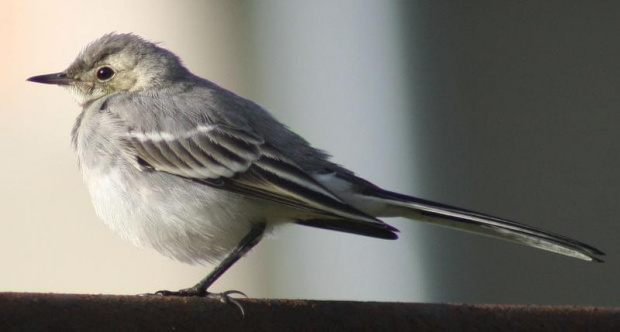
[{"xmin": 0, "ymin": 292, "xmax": 618, "ymax": 331}]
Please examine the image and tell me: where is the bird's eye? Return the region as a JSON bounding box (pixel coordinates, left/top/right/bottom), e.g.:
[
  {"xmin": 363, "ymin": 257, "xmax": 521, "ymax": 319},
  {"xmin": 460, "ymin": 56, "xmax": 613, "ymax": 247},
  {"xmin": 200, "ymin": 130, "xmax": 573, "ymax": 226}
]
[{"xmin": 96, "ymin": 66, "xmax": 115, "ymax": 81}]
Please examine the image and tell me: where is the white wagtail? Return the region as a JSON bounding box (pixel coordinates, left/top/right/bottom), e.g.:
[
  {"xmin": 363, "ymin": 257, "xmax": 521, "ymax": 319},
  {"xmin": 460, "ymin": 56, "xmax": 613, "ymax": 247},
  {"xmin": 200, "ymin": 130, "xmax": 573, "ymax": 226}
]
[{"xmin": 28, "ymin": 33, "xmax": 603, "ymax": 303}]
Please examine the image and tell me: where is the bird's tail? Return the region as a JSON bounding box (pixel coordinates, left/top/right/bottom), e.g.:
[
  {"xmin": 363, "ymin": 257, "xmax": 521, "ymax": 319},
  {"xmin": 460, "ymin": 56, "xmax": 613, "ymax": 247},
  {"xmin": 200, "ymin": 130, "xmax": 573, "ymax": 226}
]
[{"xmin": 367, "ymin": 189, "xmax": 604, "ymax": 262}]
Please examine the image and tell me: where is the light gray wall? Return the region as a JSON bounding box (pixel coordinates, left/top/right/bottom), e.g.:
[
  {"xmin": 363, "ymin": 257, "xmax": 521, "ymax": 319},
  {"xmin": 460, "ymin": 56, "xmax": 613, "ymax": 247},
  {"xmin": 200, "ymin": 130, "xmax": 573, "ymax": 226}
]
[{"xmin": 244, "ymin": 0, "xmax": 424, "ymax": 301}]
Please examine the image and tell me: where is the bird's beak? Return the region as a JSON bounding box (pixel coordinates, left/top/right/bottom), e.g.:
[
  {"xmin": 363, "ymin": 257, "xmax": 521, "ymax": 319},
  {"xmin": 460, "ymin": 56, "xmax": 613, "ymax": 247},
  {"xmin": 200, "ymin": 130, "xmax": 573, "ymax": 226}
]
[{"xmin": 27, "ymin": 72, "xmax": 74, "ymax": 86}]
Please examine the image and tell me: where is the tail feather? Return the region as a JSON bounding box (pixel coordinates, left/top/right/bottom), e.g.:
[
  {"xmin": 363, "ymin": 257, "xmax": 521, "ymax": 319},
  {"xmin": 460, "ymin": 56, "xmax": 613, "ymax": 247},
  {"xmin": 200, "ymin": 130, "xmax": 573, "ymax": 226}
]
[
  {"xmin": 369, "ymin": 189, "xmax": 604, "ymax": 262},
  {"xmin": 296, "ymin": 218, "xmax": 399, "ymax": 240}
]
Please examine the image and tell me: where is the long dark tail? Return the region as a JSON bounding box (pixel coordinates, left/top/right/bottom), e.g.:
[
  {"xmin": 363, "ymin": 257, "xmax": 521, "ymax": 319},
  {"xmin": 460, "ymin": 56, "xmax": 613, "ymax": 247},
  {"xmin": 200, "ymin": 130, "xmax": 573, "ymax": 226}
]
[{"xmin": 369, "ymin": 189, "xmax": 604, "ymax": 262}]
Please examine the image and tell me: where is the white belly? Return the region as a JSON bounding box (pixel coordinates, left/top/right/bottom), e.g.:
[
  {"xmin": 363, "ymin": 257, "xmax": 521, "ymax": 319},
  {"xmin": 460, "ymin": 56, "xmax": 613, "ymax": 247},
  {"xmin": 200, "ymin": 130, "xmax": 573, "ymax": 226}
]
[{"xmin": 84, "ymin": 165, "xmax": 260, "ymax": 264}]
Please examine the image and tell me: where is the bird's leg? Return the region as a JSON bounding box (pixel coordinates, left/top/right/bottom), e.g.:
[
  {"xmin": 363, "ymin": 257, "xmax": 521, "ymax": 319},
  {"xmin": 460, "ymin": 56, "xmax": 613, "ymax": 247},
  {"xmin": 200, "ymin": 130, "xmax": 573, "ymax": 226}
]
[{"xmin": 154, "ymin": 223, "xmax": 266, "ymax": 312}]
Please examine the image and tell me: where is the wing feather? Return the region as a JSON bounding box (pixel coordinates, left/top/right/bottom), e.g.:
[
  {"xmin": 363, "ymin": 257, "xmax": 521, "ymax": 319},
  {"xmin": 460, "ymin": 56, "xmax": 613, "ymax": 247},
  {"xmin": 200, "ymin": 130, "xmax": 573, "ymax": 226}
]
[{"xmin": 122, "ymin": 124, "xmax": 390, "ymax": 227}]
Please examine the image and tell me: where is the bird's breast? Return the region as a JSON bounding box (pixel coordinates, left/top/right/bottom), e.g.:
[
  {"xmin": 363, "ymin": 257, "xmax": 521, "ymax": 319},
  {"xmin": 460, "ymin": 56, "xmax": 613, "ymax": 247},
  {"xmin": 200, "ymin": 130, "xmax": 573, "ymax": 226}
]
[{"xmin": 72, "ymin": 110, "xmax": 262, "ymax": 264}]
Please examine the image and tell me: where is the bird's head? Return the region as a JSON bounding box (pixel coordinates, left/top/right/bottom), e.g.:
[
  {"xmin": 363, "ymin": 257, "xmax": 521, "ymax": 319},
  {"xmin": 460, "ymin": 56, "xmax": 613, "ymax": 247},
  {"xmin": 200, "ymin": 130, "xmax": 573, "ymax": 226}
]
[{"xmin": 27, "ymin": 33, "xmax": 188, "ymax": 105}]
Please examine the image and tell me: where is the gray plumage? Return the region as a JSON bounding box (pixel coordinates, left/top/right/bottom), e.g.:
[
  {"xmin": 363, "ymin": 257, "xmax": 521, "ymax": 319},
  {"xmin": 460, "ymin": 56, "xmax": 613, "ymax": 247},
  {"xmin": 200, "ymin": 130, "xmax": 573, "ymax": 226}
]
[{"xmin": 28, "ymin": 33, "xmax": 603, "ymax": 295}]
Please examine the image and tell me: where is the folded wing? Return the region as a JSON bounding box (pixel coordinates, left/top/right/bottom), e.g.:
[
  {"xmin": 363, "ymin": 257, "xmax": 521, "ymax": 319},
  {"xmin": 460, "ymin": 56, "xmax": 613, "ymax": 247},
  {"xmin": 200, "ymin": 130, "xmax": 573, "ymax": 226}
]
[{"xmin": 121, "ymin": 122, "xmax": 397, "ymax": 238}]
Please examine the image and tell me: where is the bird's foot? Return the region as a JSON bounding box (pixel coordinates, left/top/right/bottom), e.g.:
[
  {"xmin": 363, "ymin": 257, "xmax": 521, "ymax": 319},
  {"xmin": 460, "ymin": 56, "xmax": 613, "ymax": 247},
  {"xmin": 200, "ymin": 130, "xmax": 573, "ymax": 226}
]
[{"xmin": 148, "ymin": 287, "xmax": 248, "ymax": 315}]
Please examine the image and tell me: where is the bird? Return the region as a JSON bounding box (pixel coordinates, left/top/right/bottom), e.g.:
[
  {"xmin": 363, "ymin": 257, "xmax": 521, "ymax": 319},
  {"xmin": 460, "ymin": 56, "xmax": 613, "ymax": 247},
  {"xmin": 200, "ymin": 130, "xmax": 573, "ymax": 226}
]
[{"xmin": 27, "ymin": 33, "xmax": 603, "ymax": 306}]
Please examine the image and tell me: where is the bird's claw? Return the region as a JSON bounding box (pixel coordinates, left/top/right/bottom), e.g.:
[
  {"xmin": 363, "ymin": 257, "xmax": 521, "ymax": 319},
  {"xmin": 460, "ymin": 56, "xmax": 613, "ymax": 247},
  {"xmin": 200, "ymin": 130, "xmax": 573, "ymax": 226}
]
[
  {"xmin": 207, "ymin": 290, "xmax": 248, "ymax": 316},
  {"xmin": 147, "ymin": 288, "xmax": 247, "ymax": 316}
]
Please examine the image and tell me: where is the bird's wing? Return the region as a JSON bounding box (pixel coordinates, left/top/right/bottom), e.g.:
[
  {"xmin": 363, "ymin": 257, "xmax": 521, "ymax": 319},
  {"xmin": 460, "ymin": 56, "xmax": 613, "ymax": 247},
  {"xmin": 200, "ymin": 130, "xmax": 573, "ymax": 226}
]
[{"xmin": 120, "ymin": 121, "xmax": 392, "ymax": 230}]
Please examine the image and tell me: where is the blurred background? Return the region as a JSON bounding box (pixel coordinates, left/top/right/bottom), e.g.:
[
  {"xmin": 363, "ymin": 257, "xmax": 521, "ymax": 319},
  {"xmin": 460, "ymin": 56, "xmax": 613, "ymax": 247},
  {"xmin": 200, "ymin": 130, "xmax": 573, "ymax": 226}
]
[{"xmin": 1, "ymin": 1, "xmax": 617, "ymax": 305}]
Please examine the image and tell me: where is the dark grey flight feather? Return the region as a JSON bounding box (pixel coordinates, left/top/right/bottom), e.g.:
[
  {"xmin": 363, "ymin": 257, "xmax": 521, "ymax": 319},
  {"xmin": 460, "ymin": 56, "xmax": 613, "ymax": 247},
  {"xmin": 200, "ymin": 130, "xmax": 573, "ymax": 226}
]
[{"xmin": 366, "ymin": 188, "xmax": 604, "ymax": 261}]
